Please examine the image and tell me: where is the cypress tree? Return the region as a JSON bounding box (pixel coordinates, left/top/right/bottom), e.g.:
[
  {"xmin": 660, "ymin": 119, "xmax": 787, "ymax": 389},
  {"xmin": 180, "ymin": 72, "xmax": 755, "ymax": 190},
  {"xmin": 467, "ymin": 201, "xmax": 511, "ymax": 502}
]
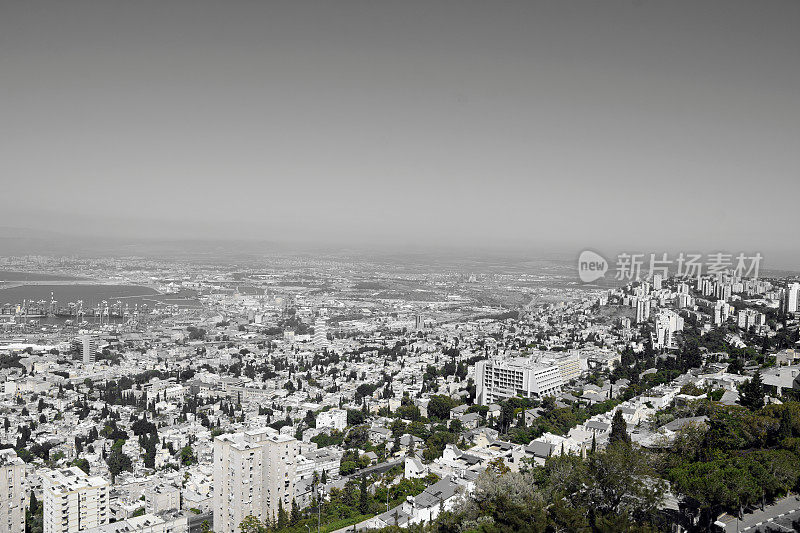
[
  {"xmin": 609, "ymin": 410, "xmax": 629, "ymax": 445},
  {"xmin": 359, "ymin": 475, "xmax": 369, "ymax": 515}
]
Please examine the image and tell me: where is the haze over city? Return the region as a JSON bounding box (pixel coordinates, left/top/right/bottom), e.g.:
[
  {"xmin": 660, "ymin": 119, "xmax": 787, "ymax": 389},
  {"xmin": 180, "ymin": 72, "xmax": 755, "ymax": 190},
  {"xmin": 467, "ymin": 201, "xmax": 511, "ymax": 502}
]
[{"xmin": 2, "ymin": 0, "xmax": 798, "ymax": 262}]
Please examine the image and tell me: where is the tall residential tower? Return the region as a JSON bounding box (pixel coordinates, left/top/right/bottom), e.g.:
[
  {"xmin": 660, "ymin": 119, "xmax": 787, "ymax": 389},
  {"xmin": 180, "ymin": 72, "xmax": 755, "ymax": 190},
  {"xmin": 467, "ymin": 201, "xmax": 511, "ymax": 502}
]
[
  {"xmin": 213, "ymin": 429, "xmax": 298, "ymax": 533},
  {"xmin": 0, "ymin": 449, "xmax": 24, "ymax": 533},
  {"xmin": 41, "ymin": 467, "xmax": 109, "ymax": 533}
]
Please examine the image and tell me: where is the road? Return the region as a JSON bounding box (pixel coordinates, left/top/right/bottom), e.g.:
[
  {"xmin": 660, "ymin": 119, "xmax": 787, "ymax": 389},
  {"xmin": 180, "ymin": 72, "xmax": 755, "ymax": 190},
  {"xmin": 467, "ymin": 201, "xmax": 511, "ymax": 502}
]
[
  {"xmin": 719, "ymin": 495, "xmax": 800, "ymax": 532},
  {"xmin": 188, "ymin": 511, "xmax": 213, "ymax": 533}
]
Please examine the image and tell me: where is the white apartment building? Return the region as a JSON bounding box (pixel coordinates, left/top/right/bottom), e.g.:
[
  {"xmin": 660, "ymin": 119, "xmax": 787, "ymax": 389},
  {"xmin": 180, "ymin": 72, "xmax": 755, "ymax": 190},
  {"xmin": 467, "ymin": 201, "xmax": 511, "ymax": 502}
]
[
  {"xmin": 737, "ymin": 309, "xmax": 766, "ymax": 331},
  {"xmin": 475, "ymin": 358, "xmax": 563, "ymax": 406},
  {"xmin": 80, "ymin": 336, "xmax": 97, "ymax": 365},
  {"xmin": 313, "ymin": 318, "xmax": 329, "ymax": 348},
  {"xmin": 145, "ymin": 485, "xmax": 181, "ymax": 514},
  {"xmin": 713, "ymin": 300, "xmax": 731, "ymax": 326},
  {"xmin": 635, "ymin": 298, "xmax": 651, "ymax": 324},
  {"xmin": 41, "ymin": 467, "xmax": 110, "ymax": 533},
  {"xmin": 315, "ymin": 408, "xmax": 347, "ymax": 431},
  {"xmin": 676, "ymin": 293, "xmax": 693, "ymax": 309},
  {"xmin": 653, "ymin": 310, "xmax": 684, "ymax": 350},
  {"xmin": 0, "ymin": 449, "xmax": 24, "ymax": 533},
  {"xmin": 213, "ymin": 428, "xmax": 298, "ymax": 533},
  {"xmin": 85, "ymin": 513, "xmax": 187, "ymax": 533},
  {"xmin": 785, "ymin": 283, "xmax": 800, "ymax": 314},
  {"xmin": 653, "ymin": 274, "xmax": 663, "ymax": 291}
]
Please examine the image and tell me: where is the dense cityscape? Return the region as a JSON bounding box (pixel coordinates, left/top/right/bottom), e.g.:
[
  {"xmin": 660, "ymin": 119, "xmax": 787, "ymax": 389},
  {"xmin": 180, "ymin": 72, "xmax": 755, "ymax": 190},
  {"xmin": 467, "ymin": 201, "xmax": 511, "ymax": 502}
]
[
  {"xmin": 2, "ymin": 0, "xmax": 798, "ymax": 532},
  {"xmin": 0, "ymin": 253, "xmax": 798, "ymax": 533}
]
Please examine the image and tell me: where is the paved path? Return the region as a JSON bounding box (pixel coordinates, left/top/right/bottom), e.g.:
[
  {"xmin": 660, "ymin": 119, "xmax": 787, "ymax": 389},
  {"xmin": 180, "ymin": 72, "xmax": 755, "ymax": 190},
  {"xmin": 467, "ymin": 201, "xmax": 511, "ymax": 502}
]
[
  {"xmin": 329, "ymin": 519, "xmax": 373, "ymax": 533},
  {"xmin": 720, "ymin": 495, "xmax": 800, "ymax": 532}
]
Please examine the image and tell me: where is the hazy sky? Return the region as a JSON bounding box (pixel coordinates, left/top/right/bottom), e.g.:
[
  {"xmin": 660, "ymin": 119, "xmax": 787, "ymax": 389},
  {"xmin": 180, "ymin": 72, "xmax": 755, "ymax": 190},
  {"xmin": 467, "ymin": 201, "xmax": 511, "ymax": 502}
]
[{"xmin": 1, "ymin": 1, "xmax": 798, "ymax": 261}]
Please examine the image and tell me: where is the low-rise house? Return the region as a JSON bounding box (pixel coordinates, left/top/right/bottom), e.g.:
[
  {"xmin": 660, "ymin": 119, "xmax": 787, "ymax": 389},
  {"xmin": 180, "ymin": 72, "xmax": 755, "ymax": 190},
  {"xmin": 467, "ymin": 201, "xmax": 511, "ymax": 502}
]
[
  {"xmin": 404, "ymin": 456, "xmax": 428, "ymax": 479},
  {"xmin": 449, "ymin": 405, "xmax": 469, "ymax": 419},
  {"xmin": 584, "ymin": 420, "xmax": 610, "ymax": 436},
  {"xmin": 369, "ymin": 426, "xmax": 391, "ymax": 444},
  {"xmin": 761, "ymin": 366, "xmax": 800, "ymax": 396},
  {"xmin": 455, "ymin": 412, "xmax": 481, "ymax": 430},
  {"xmin": 316, "ymin": 408, "xmax": 347, "ymax": 431},
  {"xmin": 370, "ymin": 477, "xmax": 464, "ymax": 529}
]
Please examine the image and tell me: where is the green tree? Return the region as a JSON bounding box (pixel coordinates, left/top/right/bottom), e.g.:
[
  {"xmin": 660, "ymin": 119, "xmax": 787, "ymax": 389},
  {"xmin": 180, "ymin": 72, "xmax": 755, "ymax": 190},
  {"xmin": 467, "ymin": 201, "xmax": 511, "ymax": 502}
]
[
  {"xmin": 396, "ymin": 403, "xmax": 421, "ymax": 422},
  {"xmin": 106, "ymin": 448, "xmax": 132, "ymax": 482},
  {"xmin": 427, "ymin": 395, "xmax": 457, "ymax": 421},
  {"xmin": 344, "ymin": 425, "xmax": 369, "ymax": 449},
  {"xmin": 180, "ymin": 445, "xmax": 196, "ymax": 466},
  {"xmin": 290, "ymin": 498, "xmax": 300, "ymax": 524},
  {"xmin": 390, "ymin": 419, "xmax": 407, "ymax": 438},
  {"xmin": 276, "ymin": 500, "xmax": 287, "ymax": 530},
  {"xmin": 609, "ymin": 410, "xmax": 629, "ymax": 445},
  {"xmin": 26, "ymin": 490, "xmax": 43, "ymax": 533},
  {"xmin": 359, "ymin": 475, "xmax": 370, "ymax": 514},
  {"xmin": 740, "ymin": 371, "xmax": 765, "ymax": 411},
  {"xmin": 669, "ymin": 456, "xmax": 761, "ymax": 526},
  {"xmin": 584, "ymin": 443, "xmax": 665, "ymax": 520},
  {"xmin": 238, "ymin": 515, "xmax": 266, "ymax": 533},
  {"xmin": 71, "ymin": 458, "xmax": 90, "ymax": 475}
]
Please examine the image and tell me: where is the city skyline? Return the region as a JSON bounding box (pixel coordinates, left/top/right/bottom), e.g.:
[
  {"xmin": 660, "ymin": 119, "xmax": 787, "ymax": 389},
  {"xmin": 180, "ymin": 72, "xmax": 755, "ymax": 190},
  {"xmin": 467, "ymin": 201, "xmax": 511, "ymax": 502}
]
[{"xmin": 2, "ymin": 2, "xmax": 800, "ymax": 532}]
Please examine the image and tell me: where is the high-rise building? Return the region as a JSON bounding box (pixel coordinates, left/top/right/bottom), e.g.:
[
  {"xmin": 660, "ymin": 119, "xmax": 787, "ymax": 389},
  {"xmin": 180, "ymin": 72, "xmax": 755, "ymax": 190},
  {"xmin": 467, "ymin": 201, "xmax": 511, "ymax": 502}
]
[
  {"xmin": 635, "ymin": 298, "xmax": 650, "ymax": 324},
  {"xmin": 213, "ymin": 429, "xmax": 299, "ymax": 533},
  {"xmin": 676, "ymin": 293, "xmax": 693, "ymax": 309},
  {"xmin": 653, "ymin": 310, "xmax": 684, "ymax": 350},
  {"xmin": 715, "ymin": 284, "xmax": 732, "ymax": 302},
  {"xmin": 702, "ymin": 279, "xmax": 713, "ymax": 297},
  {"xmin": 0, "ymin": 449, "xmax": 25, "ymax": 533},
  {"xmin": 41, "ymin": 467, "xmax": 109, "ymax": 533},
  {"xmin": 737, "ymin": 309, "xmax": 764, "ymax": 331},
  {"xmin": 475, "ymin": 357, "xmax": 563, "ymax": 406},
  {"xmin": 652, "ymin": 274, "xmax": 663, "ymax": 291},
  {"xmin": 313, "ymin": 318, "xmax": 329, "ymax": 348},
  {"xmin": 785, "ymin": 283, "xmax": 800, "ymax": 315},
  {"xmin": 80, "ymin": 336, "xmax": 97, "ymax": 365},
  {"xmin": 713, "ymin": 300, "xmax": 730, "ymax": 326},
  {"xmin": 722, "ymin": 284, "xmax": 732, "ymax": 301}
]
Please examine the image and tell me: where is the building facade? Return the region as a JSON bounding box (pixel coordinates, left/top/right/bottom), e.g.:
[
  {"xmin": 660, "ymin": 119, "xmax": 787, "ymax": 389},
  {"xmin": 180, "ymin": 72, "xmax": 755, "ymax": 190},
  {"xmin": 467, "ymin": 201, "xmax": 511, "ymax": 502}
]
[
  {"xmin": 315, "ymin": 408, "xmax": 347, "ymax": 431},
  {"xmin": 313, "ymin": 319, "xmax": 329, "ymax": 348},
  {"xmin": 80, "ymin": 336, "xmax": 97, "ymax": 365},
  {"xmin": 0, "ymin": 449, "xmax": 24, "ymax": 533},
  {"xmin": 213, "ymin": 428, "xmax": 298, "ymax": 533},
  {"xmin": 41, "ymin": 467, "xmax": 109, "ymax": 533},
  {"xmin": 475, "ymin": 358, "xmax": 563, "ymax": 406}
]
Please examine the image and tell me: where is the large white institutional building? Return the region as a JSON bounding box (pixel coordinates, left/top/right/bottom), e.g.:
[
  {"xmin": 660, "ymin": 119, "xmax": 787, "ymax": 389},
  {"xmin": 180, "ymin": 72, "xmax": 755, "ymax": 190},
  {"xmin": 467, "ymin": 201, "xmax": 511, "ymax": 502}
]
[{"xmin": 475, "ymin": 356, "xmax": 564, "ymax": 405}]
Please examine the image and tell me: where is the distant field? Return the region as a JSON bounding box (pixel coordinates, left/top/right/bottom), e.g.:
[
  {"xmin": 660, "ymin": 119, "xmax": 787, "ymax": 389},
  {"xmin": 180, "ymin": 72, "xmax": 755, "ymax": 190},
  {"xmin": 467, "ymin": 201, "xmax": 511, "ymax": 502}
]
[
  {"xmin": 0, "ymin": 270, "xmax": 88, "ymax": 282},
  {"xmin": 594, "ymin": 304, "xmax": 636, "ymax": 324}
]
